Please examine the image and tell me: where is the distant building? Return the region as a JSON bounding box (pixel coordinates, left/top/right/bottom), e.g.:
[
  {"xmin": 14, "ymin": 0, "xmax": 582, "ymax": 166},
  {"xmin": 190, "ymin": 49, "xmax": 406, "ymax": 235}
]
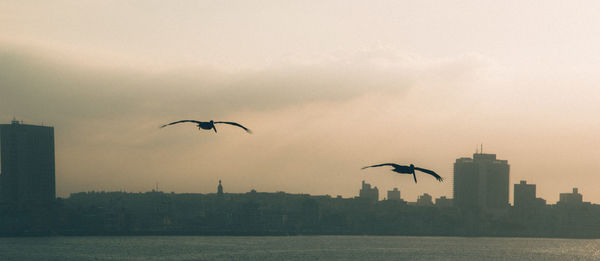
[
  {"xmin": 453, "ymin": 152, "xmax": 510, "ymax": 211},
  {"xmin": 514, "ymin": 180, "xmax": 536, "ymax": 208},
  {"xmin": 387, "ymin": 188, "xmax": 401, "ymax": 201},
  {"xmin": 534, "ymin": 197, "xmax": 546, "ymax": 206},
  {"xmin": 0, "ymin": 119, "xmax": 55, "ymax": 204},
  {"xmin": 559, "ymin": 188, "xmax": 583, "ymax": 206},
  {"xmin": 217, "ymin": 180, "xmax": 223, "ymax": 196},
  {"xmin": 435, "ymin": 196, "xmax": 453, "ymax": 208},
  {"xmin": 359, "ymin": 180, "xmax": 379, "ymax": 202},
  {"xmin": 514, "ymin": 180, "xmax": 547, "ymax": 208},
  {"xmin": 416, "ymin": 193, "xmax": 433, "ymax": 206}
]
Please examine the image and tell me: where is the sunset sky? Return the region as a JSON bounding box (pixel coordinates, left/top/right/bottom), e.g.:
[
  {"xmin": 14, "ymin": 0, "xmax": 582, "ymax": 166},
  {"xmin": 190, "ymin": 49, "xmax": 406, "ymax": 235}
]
[{"xmin": 1, "ymin": 1, "xmax": 600, "ymax": 203}]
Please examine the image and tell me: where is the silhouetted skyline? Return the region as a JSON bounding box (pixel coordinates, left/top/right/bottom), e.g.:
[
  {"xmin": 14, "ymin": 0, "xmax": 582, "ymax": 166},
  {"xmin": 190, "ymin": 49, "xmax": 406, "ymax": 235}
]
[
  {"xmin": 2, "ymin": 176, "xmax": 598, "ymax": 237},
  {"xmin": 0, "ymin": 121, "xmax": 592, "ymax": 207},
  {"xmin": 2, "ymin": 121, "xmax": 599, "ymax": 238}
]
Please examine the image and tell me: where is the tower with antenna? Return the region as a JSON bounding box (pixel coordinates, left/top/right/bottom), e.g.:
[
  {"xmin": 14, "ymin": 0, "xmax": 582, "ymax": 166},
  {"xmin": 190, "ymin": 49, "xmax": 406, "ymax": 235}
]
[{"xmin": 454, "ymin": 148, "xmax": 510, "ymax": 212}]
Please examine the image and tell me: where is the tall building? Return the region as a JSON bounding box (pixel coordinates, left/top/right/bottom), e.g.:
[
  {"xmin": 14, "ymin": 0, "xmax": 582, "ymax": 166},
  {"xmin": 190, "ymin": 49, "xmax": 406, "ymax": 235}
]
[
  {"xmin": 387, "ymin": 188, "xmax": 401, "ymax": 201},
  {"xmin": 0, "ymin": 119, "xmax": 55, "ymax": 204},
  {"xmin": 514, "ymin": 180, "xmax": 536, "ymax": 208},
  {"xmin": 453, "ymin": 152, "xmax": 509, "ymax": 211},
  {"xmin": 359, "ymin": 180, "xmax": 379, "ymax": 202}
]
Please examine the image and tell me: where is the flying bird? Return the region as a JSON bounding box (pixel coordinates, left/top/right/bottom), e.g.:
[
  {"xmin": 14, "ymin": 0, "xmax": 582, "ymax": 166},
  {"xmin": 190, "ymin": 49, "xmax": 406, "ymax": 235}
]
[
  {"xmin": 361, "ymin": 163, "xmax": 443, "ymax": 183},
  {"xmin": 160, "ymin": 120, "xmax": 252, "ymax": 133}
]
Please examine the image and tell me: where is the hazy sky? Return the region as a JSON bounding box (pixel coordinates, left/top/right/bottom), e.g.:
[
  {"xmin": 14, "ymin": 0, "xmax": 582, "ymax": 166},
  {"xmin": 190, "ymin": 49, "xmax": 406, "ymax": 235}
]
[{"xmin": 1, "ymin": 1, "xmax": 600, "ymax": 203}]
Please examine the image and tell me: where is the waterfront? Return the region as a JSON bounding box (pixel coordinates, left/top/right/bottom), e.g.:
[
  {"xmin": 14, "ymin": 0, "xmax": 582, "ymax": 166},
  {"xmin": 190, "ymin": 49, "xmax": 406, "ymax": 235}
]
[{"xmin": 1, "ymin": 236, "xmax": 599, "ymax": 260}]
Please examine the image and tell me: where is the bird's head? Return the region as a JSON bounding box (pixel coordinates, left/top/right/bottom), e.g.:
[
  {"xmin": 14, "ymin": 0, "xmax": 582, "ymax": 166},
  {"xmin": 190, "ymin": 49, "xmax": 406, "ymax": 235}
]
[{"xmin": 410, "ymin": 164, "xmax": 414, "ymax": 168}]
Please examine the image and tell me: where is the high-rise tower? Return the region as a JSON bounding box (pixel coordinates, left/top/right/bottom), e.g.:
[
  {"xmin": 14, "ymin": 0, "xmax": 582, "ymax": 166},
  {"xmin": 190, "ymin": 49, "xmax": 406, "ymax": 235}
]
[
  {"xmin": 0, "ymin": 119, "xmax": 55, "ymax": 204},
  {"xmin": 453, "ymin": 152, "xmax": 509, "ymax": 211}
]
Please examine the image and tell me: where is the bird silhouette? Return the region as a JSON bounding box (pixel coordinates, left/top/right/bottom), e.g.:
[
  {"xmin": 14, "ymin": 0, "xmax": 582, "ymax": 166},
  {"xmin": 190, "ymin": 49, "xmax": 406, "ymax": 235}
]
[
  {"xmin": 361, "ymin": 163, "xmax": 443, "ymax": 183},
  {"xmin": 160, "ymin": 120, "xmax": 252, "ymax": 133}
]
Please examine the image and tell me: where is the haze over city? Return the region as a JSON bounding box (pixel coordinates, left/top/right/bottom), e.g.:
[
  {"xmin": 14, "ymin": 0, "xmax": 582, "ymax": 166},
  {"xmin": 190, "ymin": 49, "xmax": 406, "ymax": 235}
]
[{"xmin": 2, "ymin": 0, "xmax": 600, "ymax": 204}]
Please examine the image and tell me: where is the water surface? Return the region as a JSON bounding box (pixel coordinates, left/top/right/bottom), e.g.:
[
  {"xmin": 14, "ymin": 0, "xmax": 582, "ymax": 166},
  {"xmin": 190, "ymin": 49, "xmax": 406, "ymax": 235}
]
[{"xmin": 1, "ymin": 236, "xmax": 599, "ymax": 260}]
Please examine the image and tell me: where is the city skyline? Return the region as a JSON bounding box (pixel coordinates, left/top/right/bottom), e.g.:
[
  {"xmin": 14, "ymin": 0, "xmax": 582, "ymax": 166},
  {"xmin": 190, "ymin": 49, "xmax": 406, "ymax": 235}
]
[
  {"xmin": 1, "ymin": 119, "xmax": 598, "ymax": 239},
  {"xmin": 0, "ymin": 120, "xmax": 588, "ymax": 206}
]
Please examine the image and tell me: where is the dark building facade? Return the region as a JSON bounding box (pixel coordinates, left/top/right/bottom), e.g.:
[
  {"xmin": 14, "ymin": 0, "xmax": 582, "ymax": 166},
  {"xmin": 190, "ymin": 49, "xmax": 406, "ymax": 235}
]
[
  {"xmin": 435, "ymin": 196, "xmax": 453, "ymax": 208},
  {"xmin": 559, "ymin": 188, "xmax": 583, "ymax": 206},
  {"xmin": 0, "ymin": 119, "xmax": 55, "ymax": 204},
  {"xmin": 514, "ymin": 180, "xmax": 536, "ymax": 208},
  {"xmin": 387, "ymin": 188, "xmax": 401, "ymax": 201},
  {"xmin": 453, "ymin": 153, "xmax": 509, "ymax": 211},
  {"xmin": 416, "ymin": 193, "xmax": 433, "ymax": 206},
  {"xmin": 359, "ymin": 180, "xmax": 379, "ymax": 202}
]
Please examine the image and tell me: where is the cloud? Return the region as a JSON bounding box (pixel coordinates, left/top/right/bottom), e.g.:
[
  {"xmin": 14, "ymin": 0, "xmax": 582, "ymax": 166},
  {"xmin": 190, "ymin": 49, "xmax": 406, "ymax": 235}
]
[
  {"xmin": 0, "ymin": 44, "xmax": 489, "ymax": 198},
  {"xmin": 0, "ymin": 45, "xmax": 488, "ymax": 119}
]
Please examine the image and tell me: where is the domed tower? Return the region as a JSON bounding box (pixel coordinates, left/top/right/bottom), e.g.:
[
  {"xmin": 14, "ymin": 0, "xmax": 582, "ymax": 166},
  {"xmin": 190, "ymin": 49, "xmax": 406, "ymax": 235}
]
[{"xmin": 217, "ymin": 180, "xmax": 223, "ymax": 196}]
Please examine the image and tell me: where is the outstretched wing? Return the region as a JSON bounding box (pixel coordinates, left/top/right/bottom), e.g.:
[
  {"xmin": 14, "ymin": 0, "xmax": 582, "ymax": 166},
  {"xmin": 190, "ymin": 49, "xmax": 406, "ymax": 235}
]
[
  {"xmin": 361, "ymin": 163, "xmax": 401, "ymax": 170},
  {"xmin": 160, "ymin": 120, "xmax": 202, "ymax": 128},
  {"xmin": 414, "ymin": 167, "xmax": 443, "ymax": 182},
  {"xmin": 214, "ymin": 121, "xmax": 252, "ymax": 133}
]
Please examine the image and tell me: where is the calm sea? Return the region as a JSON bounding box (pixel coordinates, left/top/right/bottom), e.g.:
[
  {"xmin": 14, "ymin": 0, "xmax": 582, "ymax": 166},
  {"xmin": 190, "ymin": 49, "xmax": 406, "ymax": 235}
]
[{"xmin": 1, "ymin": 236, "xmax": 599, "ymax": 260}]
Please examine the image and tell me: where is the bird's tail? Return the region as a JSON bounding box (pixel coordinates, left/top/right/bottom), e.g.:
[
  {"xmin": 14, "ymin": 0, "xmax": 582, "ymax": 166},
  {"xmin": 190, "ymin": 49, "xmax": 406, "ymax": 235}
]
[
  {"xmin": 413, "ymin": 173, "xmax": 417, "ymax": 183},
  {"xmin": 213, "ymin": 126, "xmax": 217, "ymax": 133}
]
